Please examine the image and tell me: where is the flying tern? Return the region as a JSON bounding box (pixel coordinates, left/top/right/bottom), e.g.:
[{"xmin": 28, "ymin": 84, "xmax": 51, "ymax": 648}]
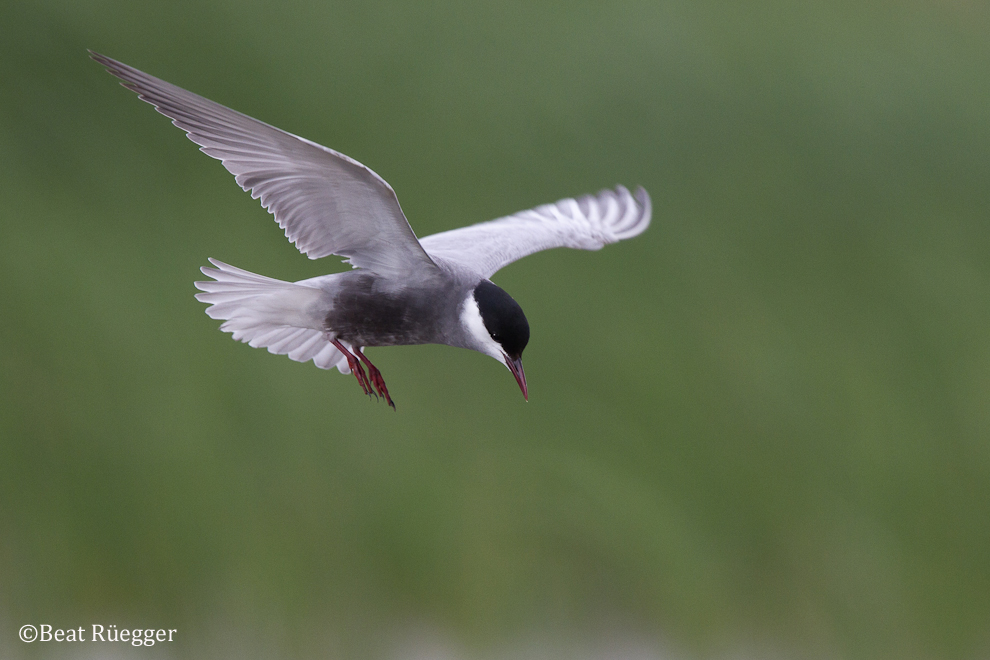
[{"xmin": 91, "ymin": 52, "xmax": 651, "ymax": 408}]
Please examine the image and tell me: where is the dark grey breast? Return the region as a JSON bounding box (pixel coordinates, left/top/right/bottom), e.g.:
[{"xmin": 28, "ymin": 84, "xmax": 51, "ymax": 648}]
[{"xmin": 325, "ymin": 274, "xmax": 460, "ymax": 347}]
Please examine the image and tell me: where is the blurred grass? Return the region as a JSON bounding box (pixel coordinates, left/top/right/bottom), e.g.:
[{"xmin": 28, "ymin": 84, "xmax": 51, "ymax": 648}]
[{"xmin": 2, "ymin": 1, "xmax": 990, "ymax": 658}]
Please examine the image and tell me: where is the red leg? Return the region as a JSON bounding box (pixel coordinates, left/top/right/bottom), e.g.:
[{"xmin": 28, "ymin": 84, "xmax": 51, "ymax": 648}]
[
  {"xmin": 330, "ymin": 338, "xmax": 375, "ymax": 400},
  {"xmin": 354, "ymin": 347, "xmax": 395, "ymax": 410}
]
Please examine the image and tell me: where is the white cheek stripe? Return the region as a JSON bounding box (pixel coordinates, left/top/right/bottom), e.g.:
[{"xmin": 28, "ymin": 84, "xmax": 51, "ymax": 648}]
[{"xmin": 460, "ymin": 295, "xmax": 505, "ymax": 361}]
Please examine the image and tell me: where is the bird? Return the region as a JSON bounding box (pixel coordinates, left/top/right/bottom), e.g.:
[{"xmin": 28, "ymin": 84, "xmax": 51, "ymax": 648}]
[{"xmin": 91, "ymin": 51, "xmax": 651, "ymax": 409}]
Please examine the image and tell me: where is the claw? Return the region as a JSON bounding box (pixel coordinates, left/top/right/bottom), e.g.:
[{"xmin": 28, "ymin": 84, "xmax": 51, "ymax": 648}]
[
  {"xmin": 330, "ymin": 339, "xmax": 395, "ymax": 409},
  {"xmin": 355, "ymin": 347, "xmax": 395, "ymax": 410},
  {"xmin": 331, "ymin": 338, "xmax": 372, "ymax": 398}
]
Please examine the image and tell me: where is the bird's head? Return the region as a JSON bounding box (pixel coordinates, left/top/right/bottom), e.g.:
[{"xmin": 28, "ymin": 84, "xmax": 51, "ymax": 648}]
[{"xmin": 460, "ymin": 280, "xmax": 530, "ymax": 400}]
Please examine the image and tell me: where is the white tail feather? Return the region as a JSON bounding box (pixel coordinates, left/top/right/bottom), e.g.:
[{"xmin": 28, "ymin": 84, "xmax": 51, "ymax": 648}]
[{"xmin": 194, "ymin": 258, "xmax": 349, "ymax": 373}]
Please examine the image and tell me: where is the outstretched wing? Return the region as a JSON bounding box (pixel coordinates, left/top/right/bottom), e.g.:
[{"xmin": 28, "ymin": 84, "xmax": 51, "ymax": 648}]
[
  {"xmin": 420, "ymin": 185, "xmax": 651, "ymax": 278},
  {"xmin": 91, "ymin": 51, "xmax": 438, "ymax": 278}
]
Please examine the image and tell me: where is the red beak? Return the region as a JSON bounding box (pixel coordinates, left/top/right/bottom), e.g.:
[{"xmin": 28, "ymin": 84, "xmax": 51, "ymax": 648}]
[{"xmin": 505, "ymin": 354, "xmax": 528, "ymax": 401}]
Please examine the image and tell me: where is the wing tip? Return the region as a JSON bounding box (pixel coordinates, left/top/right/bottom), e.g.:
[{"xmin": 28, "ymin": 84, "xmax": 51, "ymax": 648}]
[
  {"xmin": 606, "ymin": 184, "xmax": 651, "ymax": 240},
  {"xmin": 88, "ymin": 49, "xmax": 111, "ymax": 65},
  {"xmin": 88, "ymin": 49, "xmax": 130, "ymax": 79}
]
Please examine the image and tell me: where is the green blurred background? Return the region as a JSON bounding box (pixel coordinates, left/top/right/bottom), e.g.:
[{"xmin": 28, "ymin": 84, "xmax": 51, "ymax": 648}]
[{"xmin": 2, "ymin": 1, "xmax": 989, "ymax": 658}]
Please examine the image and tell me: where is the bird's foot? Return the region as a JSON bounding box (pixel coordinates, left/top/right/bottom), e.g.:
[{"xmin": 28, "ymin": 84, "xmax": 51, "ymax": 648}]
[
  {"xmin": 355, "ymin": 347, "xmax": 395, "ymax": 410},
  {"xmin": 331, "ymin": 338, "xmax": 376, "ymax": 400}
]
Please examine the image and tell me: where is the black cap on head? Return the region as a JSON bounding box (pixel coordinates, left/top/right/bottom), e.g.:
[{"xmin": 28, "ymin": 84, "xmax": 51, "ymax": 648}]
[{"xmin": 473, "ymin": 280, "xmax": 529, "ymax": 358}]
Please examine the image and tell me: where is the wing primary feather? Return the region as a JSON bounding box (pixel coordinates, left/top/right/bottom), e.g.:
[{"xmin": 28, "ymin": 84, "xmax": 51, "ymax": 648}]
[
  {"xmin": 419, "ymin": 184, "xmax": 652, "ymax": 278},
  {"xmin": 91, "ymin": 50, "xmax": 438, "ymax": 278}
]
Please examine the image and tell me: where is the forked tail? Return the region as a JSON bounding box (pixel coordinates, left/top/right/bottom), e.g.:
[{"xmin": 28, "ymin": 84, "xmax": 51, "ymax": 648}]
[{"xmin": 193, "ymin": 259, "xmax": 349, "ymax": 372}]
